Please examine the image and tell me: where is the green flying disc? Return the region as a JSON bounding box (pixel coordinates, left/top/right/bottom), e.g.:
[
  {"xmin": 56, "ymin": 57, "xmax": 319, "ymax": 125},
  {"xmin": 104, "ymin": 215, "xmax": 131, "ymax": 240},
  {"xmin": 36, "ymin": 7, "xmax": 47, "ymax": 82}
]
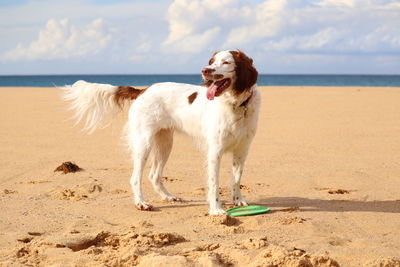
[{"xmin": 226, "ymin": 205, "xmax": 270, "ymax": 217}]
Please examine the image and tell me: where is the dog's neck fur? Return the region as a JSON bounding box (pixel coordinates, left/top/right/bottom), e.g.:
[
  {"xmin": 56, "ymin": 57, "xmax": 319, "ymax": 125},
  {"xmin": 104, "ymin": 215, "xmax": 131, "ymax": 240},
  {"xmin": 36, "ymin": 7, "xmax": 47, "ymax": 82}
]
[
  {"xmin": 218, "ymin": 84, "xmax": 256, "ymax": 110},
  {"xmin": 239, "ymin": 88, "xmax": 254, "ymax": 108}
]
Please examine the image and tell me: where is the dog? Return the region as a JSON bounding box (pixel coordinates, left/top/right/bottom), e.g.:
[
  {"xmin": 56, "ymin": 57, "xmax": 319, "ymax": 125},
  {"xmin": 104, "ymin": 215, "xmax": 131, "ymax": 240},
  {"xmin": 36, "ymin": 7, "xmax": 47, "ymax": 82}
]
[{"xmin": 62, "ymin": 50, "xmax": 260, "ymax": 215}]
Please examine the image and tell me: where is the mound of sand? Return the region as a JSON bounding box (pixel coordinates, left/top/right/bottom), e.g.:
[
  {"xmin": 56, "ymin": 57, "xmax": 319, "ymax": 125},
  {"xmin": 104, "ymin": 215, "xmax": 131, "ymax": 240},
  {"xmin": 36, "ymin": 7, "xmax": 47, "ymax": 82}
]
[{"xmin": 4, "ymin": 227, "xmax": 343, "ymax": 267}]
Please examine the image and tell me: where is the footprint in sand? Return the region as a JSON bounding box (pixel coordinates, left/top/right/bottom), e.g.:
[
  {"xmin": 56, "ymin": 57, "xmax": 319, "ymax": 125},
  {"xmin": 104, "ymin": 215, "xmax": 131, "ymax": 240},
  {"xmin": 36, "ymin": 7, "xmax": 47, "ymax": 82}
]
[
  {"xmin": 97, "ymin": 167, "xmax": 131, "ymax": 171},
  {"xmin": 2, "ymin": 189, "xmax": 18, "ymax": 194},
  {"xmin": 47, "ymin": 182, "xmax": 103, "ymax": 201},
  {"xmin": 192, "ymin": 187, "xmax": 206, "ymax": 196},
  {"xmin": 137, "ymin": 220, "xmax": 154, "ymax": 228},
  {"xmin": 255, "ymin": 183, "xmax": 270, "ymax": 187},
  {"xmin": 327, "ymin": 236, "xmax": 351, "ymax": 246},
  {"xmin": 17, "ymin": 237, "xmax": 34, "ymax": 243},
  {"xmin": 280, "ymin": 207, "xmax": 301, "ymax": 213},
  {"xmin": 162, "ymin": 176, "xmax": 182, "ymax": 182},
  {"xmin": 314, "ymin": 187, "xmax": 353, "ymax": 194},
  {"xmin": 108, "ymin": 189, "xmax": 128, "ymax": 194},
  {"xmin": 279, "ymin": 216, "xmax": 307, "ymax": 225},
  {"xmin": 328, "ymin": 189, "xmax": 350, "ymax": 194},
  {"xmin": 18, "ymin": 180, "xmax": 51, "ymax": 184},
  {"xmin": 194, "ymin": 185, "xmax": 251, "ymax": 197}
]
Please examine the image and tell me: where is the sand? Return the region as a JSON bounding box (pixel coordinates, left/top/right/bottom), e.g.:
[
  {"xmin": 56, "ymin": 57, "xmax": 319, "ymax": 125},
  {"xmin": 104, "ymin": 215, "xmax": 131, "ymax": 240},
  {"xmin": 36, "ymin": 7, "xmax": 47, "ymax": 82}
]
[{"xmin": 0, "ymin": 86, "xmax": 399, "ymax": 267}]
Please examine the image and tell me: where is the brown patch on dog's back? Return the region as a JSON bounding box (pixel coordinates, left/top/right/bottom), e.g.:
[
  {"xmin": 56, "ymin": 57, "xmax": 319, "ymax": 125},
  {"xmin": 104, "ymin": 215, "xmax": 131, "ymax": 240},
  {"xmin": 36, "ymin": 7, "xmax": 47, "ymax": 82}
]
[
  {"xmin": 114, "ymin": 86, "xmax": 146, "ymax": 108},
  {"xmin": 188, "ymin": 92, "xmax": 198, "ymax": 104}
]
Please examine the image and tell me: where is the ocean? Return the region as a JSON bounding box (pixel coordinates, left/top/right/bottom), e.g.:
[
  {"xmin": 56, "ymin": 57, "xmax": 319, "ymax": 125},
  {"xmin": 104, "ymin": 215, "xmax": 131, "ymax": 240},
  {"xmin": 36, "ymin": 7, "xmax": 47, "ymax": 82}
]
[{"xmin": 0, "ymin": 74, "xmax": 400, "ymax": 87}]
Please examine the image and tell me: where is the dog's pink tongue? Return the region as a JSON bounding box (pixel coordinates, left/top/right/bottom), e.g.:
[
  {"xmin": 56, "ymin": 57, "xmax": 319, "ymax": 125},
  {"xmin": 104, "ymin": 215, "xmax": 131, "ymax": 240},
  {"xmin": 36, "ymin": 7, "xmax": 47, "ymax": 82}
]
[{"xmin": 207, "ymin": 83, "xmax": 218, "ymax": 100}]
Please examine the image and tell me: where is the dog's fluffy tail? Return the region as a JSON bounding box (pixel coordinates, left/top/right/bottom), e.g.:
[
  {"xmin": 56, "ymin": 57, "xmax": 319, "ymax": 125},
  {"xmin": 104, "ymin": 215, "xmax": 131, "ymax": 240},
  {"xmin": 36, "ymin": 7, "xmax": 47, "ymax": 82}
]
[{"xmin": 61, "ymin": 80, "xmax": 145, "ymax": 133}]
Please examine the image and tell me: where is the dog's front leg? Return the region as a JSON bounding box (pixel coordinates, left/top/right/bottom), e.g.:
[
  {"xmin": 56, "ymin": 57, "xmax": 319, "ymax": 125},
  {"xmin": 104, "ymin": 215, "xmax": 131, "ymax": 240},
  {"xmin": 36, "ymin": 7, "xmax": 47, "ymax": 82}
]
[
  {"xmin": 207, "ymin": 148, "xmax": 226, "ymax": 215},
  {"xmin": 232, "ymin": 147, "xmax": 249, "ymax": 206}
]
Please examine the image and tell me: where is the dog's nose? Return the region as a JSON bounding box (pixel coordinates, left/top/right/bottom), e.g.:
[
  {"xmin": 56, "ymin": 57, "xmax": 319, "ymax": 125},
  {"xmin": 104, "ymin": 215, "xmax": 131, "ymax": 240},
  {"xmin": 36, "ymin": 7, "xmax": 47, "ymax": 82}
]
[{"xmin": 202, "ymin": 68, "xmax": 215, "ymax": 75}]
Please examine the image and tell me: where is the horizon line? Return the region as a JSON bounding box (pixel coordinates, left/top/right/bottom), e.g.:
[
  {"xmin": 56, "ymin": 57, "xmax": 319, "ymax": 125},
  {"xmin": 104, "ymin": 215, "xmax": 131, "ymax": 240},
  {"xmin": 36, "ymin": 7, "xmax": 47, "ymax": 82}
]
[{"xmin": 1, "ymin": 73, "xmax": 400, "ymax": 76}]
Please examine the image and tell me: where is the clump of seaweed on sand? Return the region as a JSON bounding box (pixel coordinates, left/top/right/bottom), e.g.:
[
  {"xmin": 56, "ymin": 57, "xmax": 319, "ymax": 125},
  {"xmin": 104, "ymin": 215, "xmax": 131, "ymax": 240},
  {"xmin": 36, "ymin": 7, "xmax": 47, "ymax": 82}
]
[{"xmin": 54, "ymin": 162, "xmax": 82, "ymax": 174}]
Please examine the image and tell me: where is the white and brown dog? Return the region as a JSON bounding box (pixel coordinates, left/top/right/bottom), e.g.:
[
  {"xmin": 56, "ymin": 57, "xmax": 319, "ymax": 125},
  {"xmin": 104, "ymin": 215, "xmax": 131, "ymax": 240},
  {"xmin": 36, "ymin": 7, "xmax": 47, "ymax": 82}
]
[{"xmin": 62, "ymin": 50, "xmax": 260, "ymax": 215}]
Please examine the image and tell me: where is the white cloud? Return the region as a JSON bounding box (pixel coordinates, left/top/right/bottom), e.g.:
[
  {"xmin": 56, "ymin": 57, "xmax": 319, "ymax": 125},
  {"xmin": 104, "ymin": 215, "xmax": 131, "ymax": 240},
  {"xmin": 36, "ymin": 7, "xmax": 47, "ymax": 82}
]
[
  {"xmin": 261, "ymin": 27, "xmax": 345, "ymax": 53},
  {"xmin": 163, "ymin": 0, "xmax": 256, "ymax": 52},
  {"xmin": 164, "ymin": 0, "xmax": 206, "ymax": 44},
  {"xmin": 0, "ymin": 0, "xmax": 399, "ymax": 74},
  {"xmin": 163, "ymin": 27, "xmax": 220, "ymax": 53},
  {"xmin": 228, "ymin": 0, "xmax": 287, "ymax": 41},
  {"xmin": 163, "ymin": 0, "xmax": 400, "ymax": 55},
  {"xmin": 2, "ymin": 18, "xmax": 113, "ymax": 61}
]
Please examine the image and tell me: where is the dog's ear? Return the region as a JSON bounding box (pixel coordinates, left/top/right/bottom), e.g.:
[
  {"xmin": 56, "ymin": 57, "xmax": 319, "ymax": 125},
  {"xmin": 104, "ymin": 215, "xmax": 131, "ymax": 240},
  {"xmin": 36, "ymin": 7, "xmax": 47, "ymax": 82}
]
[{"xmin": 231, "ymin": 50, "xmax": 258, "ymax": 94}]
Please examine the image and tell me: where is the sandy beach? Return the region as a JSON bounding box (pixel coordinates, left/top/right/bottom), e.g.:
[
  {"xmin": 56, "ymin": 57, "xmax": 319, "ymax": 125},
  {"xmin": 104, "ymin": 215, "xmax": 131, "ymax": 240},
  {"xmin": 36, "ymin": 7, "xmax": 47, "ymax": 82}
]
[{"xmin": 0, "ymin": 86, "xmax": 399, "ymax": 266}]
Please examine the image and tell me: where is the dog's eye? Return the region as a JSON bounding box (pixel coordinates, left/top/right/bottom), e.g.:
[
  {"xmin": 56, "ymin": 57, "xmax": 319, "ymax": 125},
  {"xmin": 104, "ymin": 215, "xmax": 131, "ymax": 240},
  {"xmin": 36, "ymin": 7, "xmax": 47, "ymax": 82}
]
[{"xmin": 223, "ymin": 61, "xmax": 230, "ymax": 65}]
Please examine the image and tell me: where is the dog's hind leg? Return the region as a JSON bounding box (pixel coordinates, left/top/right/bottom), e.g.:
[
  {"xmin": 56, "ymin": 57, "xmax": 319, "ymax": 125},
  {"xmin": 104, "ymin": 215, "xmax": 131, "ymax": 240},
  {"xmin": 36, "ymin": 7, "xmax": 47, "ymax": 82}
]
[
  {"xmin": 130, "ymin": 133, "xmax": 154, "ymax": 211},
  {"xmin": 148, "ymin": 129, "xmax": 181, "ymax": 201}
]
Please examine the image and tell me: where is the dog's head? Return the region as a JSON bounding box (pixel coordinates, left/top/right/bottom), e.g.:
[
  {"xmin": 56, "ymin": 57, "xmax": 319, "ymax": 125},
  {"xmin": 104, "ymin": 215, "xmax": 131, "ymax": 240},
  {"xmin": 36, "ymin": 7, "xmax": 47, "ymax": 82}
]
[{"xmin": 202, "ymin": 50, "xmax": 258, "ymax": 100}]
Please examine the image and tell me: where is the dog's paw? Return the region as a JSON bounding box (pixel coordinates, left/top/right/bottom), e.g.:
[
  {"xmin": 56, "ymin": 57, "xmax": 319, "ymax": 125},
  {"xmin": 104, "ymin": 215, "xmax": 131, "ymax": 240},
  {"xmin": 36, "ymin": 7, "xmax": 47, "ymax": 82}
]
[
  {"xmin": 209, "ymin": 208, "xmax": 226, "ymax": 216},
  {"xmin": 234, "ymin": 198, "xmax": 248, "ymax": 207},
  {"xmin": 135, "ymin": 202, "xmax": 153, "ymax": 211}
]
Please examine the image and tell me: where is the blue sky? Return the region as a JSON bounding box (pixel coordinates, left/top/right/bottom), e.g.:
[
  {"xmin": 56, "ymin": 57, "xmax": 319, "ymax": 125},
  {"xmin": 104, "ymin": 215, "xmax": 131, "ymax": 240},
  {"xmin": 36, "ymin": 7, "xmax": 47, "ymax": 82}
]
[{"xmin": 0, "ymin": 0, "xmax": 399, "ymax": 74}]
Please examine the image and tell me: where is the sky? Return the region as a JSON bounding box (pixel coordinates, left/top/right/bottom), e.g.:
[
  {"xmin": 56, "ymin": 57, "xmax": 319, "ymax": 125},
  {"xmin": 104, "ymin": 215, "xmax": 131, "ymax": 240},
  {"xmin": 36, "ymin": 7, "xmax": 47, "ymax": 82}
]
[{"xmin": 0, "ymin": 0, "xmax": 399, "ymax": 75}]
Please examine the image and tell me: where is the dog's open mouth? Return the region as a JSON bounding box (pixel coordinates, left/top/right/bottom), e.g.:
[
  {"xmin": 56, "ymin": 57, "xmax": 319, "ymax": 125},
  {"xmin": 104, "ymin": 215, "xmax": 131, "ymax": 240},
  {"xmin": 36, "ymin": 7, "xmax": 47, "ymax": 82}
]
[{"xmin": 206, "ymin": 78, "xmax": 231, "ymax": 100}]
